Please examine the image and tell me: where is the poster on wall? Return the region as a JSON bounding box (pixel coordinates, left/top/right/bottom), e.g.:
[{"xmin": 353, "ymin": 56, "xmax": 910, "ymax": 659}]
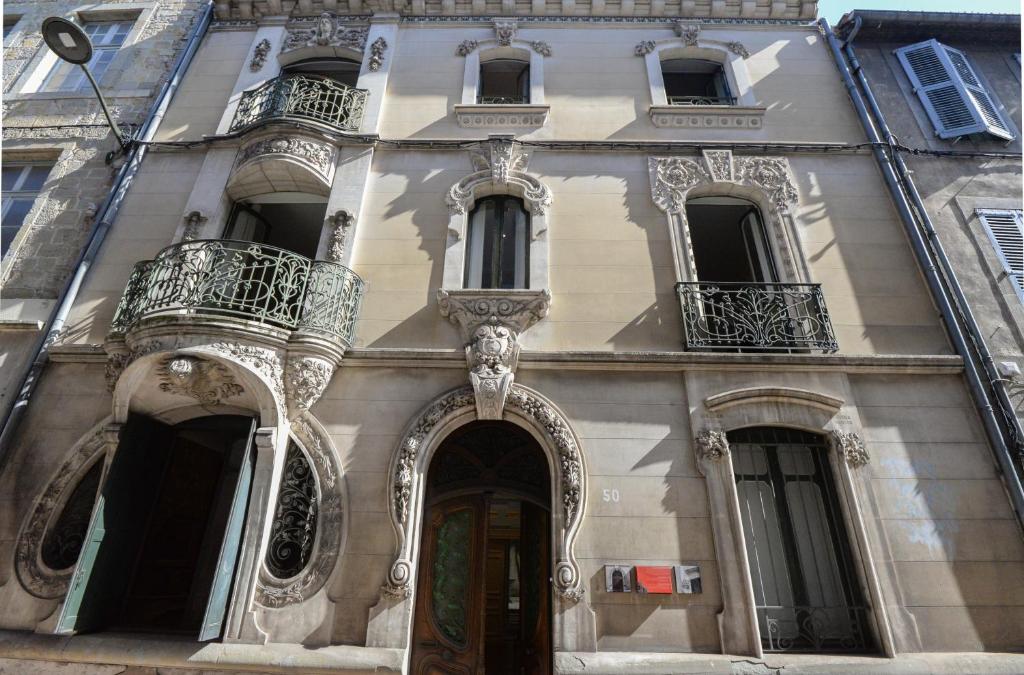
[
  {"xmin": 674, "ymin": 564, "xmax": 703, "ymax": 594},
  {"xmin": 604, "ymin": 565, "xmax": 632, "ymax": 592},
  {"xmin": 635, "ymin": 565, "xmax": 674, "ymax": 594}
]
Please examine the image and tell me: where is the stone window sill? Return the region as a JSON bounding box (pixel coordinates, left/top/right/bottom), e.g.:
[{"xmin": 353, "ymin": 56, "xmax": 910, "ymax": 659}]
[
  {"xmin": 649, "ymin": 104, "xmax": 766, "ymax": 130},
  {"xmin": 9, "ymin": 88, "xmax": 153, "ymax": 102},
  {"xmin": 454, "ymin": 104, "xmax": 550, "ymax": 129}
]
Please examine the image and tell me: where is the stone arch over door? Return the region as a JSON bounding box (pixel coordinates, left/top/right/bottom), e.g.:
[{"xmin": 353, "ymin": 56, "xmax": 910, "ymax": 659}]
[{"xmin": 368, "ymin": 383, "xmax": 596, "ymax": 653}]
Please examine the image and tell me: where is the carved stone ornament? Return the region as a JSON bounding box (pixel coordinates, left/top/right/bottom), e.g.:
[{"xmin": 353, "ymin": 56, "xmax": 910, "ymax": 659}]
[
  {"xmin": 158, "ymin": 355, "xmax": 245, "ymax": 407},
  {"xmin": 368, "ymin": 36, "xmax": 388, "ymax": 72},
  {"xmin": 182, "ymin": 210, "xmax": 207, "ymax": 242},
  {"xmin": 256, "ymin": 416, "xmax": 344, "ymax": 608},
  {"xmin": 283, "ymin": 13, "xmax": 368, "ymax": 53},
  {"xmin": 104, "ymin": 339, "xmax": 171, "ymax": 393},
  {"xmin": 236, "ymin": 136, "xmax": 335, "ymax": 180},
  {"xmin": 675, "ymin": 22, "xmax": 701, "ymax": 46},
  {"xmin": 456, "ymin": 39, "xmax": 478, "ymax": 56},
  {"xmin": 383, "ymin": 384, "xmax": 585, "ymax": 602},
  {"xmin": 832, "ymin": 430, "xmax": 870, "ymax": 468},
  {"xmin": 530, "ymin": 41, "xmax": 552, "ymax": 57},
  {"xmin": 649, "ymin": 153, "xmax": 798, "ymax": 215},
  {"xmin": 448, "ymin": 139, "xmax": 552, "ymax": 218},
  {"xmin": 249, "ymin": 38, "xmax": 271, "ymax": 72},
  {"xmin": 637, "ymin": 23, "xmax": 749, "ymax": 60},
  {"xmin": 210, "ymin": 341, "xmax": 286, "ymax": 406},
  {"xmin": 326, "ymin": 210, "xmax": 354, "ymax": 263},
  {"xmin": 285, "ymin": 356, "xmax": 335, "ymax": 417},
  {"xmin": 494, "ymin": 20, "xmax": 517, "ymax": 46},
  {"xmin": 695, "ymin": 429, "xmax": 730, "ymax": 462},
  {"xmin": 16, "ymin": 422, "xmax": 119, "ymax": 599},
  {"xmin": 727, "ymin": 41, "xmax": 750, "ymax": 58},
  {"xmin": 437, "ymin": 289, "xmax": 551, "ymax": 420},
  {"xmin": 635, "ymin": 40, "xmax": 657, "ymax": 56}
]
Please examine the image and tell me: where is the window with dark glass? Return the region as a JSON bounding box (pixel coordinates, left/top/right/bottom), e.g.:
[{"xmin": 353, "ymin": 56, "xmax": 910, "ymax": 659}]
[
  {"xmin": 44, "ymin": 21, "xmax": 133, "ymax": 92},
  {"xmin": 223, "ymin": 198, "xmax": 327, "ymax": 259},
  {"xmin": 686, "ymin": 196, "xmax": 776, "ymax": 283},
  {"xmin": 2, "ymin": 162, "xmax": 53, "ymax": 257},
  {"xmin": 662, "ymin": 59, "xmax": 733, "ymax": 105},
  {"xmin": 478, "ymin": 59, "xmax": 530, "ymax": 104},
  {"xmin": 465, "ymin": 195, "xmax": 529, "ymax": 289},
  {"xmin": 282, "ymin": 57, "xmax": 361, "ymax": 88}
]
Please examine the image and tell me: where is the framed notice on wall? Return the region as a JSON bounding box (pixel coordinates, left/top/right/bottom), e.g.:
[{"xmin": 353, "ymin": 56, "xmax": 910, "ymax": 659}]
[
  {"xmin": 604, "ymin": 565, "xmax": 632, "ymax": 593},
  {"xmin": 674, "ymin": 564, "xmax": 702, "ymax": 594},
  {"xmin": 635, "ymin": 566, "xmax": 673, "ymax": 594}
]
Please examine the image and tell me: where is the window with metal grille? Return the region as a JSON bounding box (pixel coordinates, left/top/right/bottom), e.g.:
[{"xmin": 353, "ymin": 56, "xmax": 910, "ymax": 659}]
[
  {"xmin": 43, "ymin": 21, "xmax": 132, "ymax": 92},
  {"xmin": 478, "ymin": 59, "xmax": 530, "ymax": 104},
  {"xmin": 464, "ymin": 196, "xmax": 530, "ymax": 289},
  {"xmin": 661, "ymin": 58, "xmax": 734, "ymax": 106},
  {"xmin": 2, "ymin": 162, "xmax": 53, "ymax": 257},
  {"xmin": 730, "ymin": 427, "xmax": 873, "ymax": 653},
  {"xmin": 977, "ymin": 209, "xmax": 1024, "ymax": 304},
  {"xmin": 895, "ymin": 39, "xmax": 1015, "ymax": 141}
]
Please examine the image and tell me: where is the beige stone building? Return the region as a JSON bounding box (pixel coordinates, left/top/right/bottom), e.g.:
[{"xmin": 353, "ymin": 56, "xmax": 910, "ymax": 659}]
[{"xmin": 1, "ymin": 0, "xmax": 1023, "ymax": 672}]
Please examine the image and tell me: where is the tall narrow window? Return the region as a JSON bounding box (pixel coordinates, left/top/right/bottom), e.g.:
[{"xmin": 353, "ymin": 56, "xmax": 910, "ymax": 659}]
[
  {"xmin": 2, "ymin": 162, "xmax": 53, "ymax": 257},
  {"xmin": 43, "ymin": 21, "xmax": 132, "ymax": 92},
  {"xmin": 478, "ymin": 59, "xmax": 530, "ymax": 104},
  {"xmin": 731, "ymin": 427, "xmax": 872, "ymax": 653},
  {"xmin": 266, "ymin": 441, "xmax": 318, "ymax": 579},
  {"xmin": 465, "ymin": 196, "xmax": 529, "ymax": 289},
  {"xmin": 976, "ymin": 208, "xmax": 1024, "ymax": 304},
  {"xmin": 686, "ymin": 196, "xmax": 776, "ymax": 283},
  {"xmin": 662, "ymin": 59, "xmax": 733, "ymax": 106}
]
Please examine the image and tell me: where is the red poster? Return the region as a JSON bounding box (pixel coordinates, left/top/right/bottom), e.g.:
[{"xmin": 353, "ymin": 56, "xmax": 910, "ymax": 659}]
[{"xmin": 635, "ymin": 566, "xmax": 673, "ymax": 594}]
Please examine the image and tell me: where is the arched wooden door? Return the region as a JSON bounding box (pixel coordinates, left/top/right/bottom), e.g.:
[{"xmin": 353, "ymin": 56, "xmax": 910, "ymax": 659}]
[{"xmin": 410, "ymin": 422, "xmax": 551, "ymax": 675}]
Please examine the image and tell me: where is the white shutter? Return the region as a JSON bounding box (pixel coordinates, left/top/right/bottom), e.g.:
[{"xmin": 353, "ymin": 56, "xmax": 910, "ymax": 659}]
[
  {"xmin": 896, "ymin": 39, "xmax": 1015, "ymax": 141},
  {"xmin": 977, "ymin": 209, "xmax": 1024, "ymax": 304}
]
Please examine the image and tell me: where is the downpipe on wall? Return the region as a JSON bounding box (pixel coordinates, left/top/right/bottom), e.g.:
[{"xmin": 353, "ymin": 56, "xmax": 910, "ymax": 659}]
[
  {"xmin": 820, "ymin": 17, "xmax": 1024, "ymax": 528},
  {"xmin": 0, "ymin": 2, "xmax": 215, "ymax": 466}
]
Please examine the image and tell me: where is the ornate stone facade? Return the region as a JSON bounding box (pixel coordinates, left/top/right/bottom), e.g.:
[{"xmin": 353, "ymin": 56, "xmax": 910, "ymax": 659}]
[
  {"xmin": 282, "ymin": 13, "xmax": 368, "ymax": 53},
  {"xmin": 235, "ymin": 136, "xmax": 335, "ymax": 179},
  {"xmin": 249, "ymin": 38, "xmax": 271, "ymax": 71},
  {"xmin": 447, "ymin": 138, "xmax": 552, "ymax": 216},
  {"xmin": 157, "ymin": 355, "xmax": 246, "ymax": 407},
  {"xmin": 695, "ymin": 429, "xmax": 730, "ymax": 462},
  {"xmin": 832, "ymin": 430, "xmax": 870, "ymax": 468}
]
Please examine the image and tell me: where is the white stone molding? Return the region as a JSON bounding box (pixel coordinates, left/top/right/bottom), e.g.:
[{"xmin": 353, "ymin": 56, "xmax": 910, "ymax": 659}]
[
  {"xmin": 443, "ymin": 138, "xmax": 553, "ymax": 290},
  {"xmin": 255, "ymin": 414, "xmax": 346, "ymax": 609},
  {"xmin": 280, "ymin": 13, "xmax": 368, "ymax": 57},
  {"xmin": 226, "ymin": 134, "xmax": 338, "ymax": 200},
  {"xmin": 284, "ymin": 356, "xmax": 335, "ymax": 416},
  {"xmin": 704, "ymin": 386, "xmax": 844, "ymax": 415},
  {"xmin": 638, "ymin": 30, "xmax": 764, "ymax": 129},
  {"xmin": 15, "ymin": 420, "xmax": 120, "ymax": 599},
  {"xmin": 437, "ymin": 289, "xmax": 551, "ymax": 420},
  {"xmin": 455, "ymin": 28, "xmax": 550, "ymax": 129},
  {"xmin": 325, "ymin": 210, "xmax": 354, "ymax": 263},
  {"xmin": 367, "ymin": 36, "xmax": 388, "ymax": 71},
  {"xmin": 372, "ymin": 383, "xmax": 589, "ymax": 632},
  {"xmin": 648, "ymin": 152, "xmax": 809, "ymax": 285}
]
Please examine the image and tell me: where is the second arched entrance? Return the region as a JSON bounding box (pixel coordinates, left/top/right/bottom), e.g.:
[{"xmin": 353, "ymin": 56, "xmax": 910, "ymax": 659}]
[{"xmin": 410, "ymin": 421, "xmax": 552, "ymax": 675}]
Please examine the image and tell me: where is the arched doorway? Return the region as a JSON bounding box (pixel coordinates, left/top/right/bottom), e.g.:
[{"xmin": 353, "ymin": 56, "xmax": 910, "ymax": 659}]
[{"xmin": 411, "ymin": 421, "xmax": 552, "ymax": 674}]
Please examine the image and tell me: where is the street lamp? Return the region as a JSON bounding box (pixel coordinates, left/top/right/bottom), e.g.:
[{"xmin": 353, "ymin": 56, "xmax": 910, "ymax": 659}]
[{"xmin": 41, "ymin": 16, "xmax": 133, "ymax": 155}]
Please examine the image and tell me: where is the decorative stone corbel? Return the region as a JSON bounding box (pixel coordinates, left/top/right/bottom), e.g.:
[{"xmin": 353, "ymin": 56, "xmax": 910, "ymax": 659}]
[
  {"xmin": 696, "ymin": 428, "xmax": 730, "ymax": 462},
  {"xmin": 249, "ymin": 38, "xmax": 271, "ymax": 72},
  {"xmin": 832, "ymin": 430, "xmax": 870, "ymax": 468},
  {"xmin": 284, "ymin": 356, "xmax": 335, "ymax": 417},
  {"xmin": 182, "ymin": 210, "xmax": 207, "ymax": 241},
  {"xmin": 456, "ymin": 39, "xmax": 478, "ymax": 56},
  {"xmin": 529, "ymin": 41, "xmax": 552, "ymax": 56},
  {"xmin": 326, "ymin": 210, "xmax": 354, "ymax": 263},
  {"xmin": 368, "ymin": 36, "xmax": 388, "ymax": 71},
  {"xmin": 494, "ymin": 20, "xmax": 517, "ymax": 46},
  {"xmin": 437, "ymin": 289, "xmax": 551, "ymax": 420},
  {"xmin": 635, "ymin": 40, "xmax": 657, "ymax": 56}
]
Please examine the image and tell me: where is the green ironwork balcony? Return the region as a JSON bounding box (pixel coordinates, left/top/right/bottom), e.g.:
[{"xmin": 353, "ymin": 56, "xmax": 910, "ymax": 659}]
[
  {"xmin": 667, "ymin": 95, "xmax": 737, "ymax": 106},
  {"xmin": 229, "ymin": 74, "xmax": 368, "ymax": 133},
  {"xmin": 110, "ymin": 240, "xmax": 364, "ymax": 345},
  {"xmin": 677, "ymin": 281, "xmax": 838, "ymax": 352},
  {"xmin": 477, "ymin": 95, "xmax": 529, "ymax": 104}
]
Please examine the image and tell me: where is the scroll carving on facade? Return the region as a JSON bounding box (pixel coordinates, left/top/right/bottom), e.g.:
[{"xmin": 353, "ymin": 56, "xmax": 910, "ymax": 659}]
[
  {"xmin": 437, "ymin": 289, "xmax": 551, "ymax": 420},
  {"xmin": 634, "ymin": 21, "xmax": 749, "ymax": 60},
  {"xmin": 249, "ymin": 38, "xmax": 271, "ymax": 71},
  {"xmin": 256, "ymin": 416, "xmax": 344, "ymax": 608},
  {"xmin": 649, "ymin": 153, "xmax": 798, "ymax": 216},
  {"xmin": 447, "ymin": 138, "xmax": 552, "ymax": 217},
  {"xmin": 284, "ymin": 356, "xmax": 334, "ymax": 417},
  {"xmin": 15, "ymin": 422, "xmax": 119, "ymax": 599},
  {"xmin": 210, "ymin": 341, "xmax": 286, "ymax": 406},
  {"xmin": 158, "ymin": 355, "xmax": 245, "ymax": 407},
  {"xmin": 529, "ymin": 41, "xmax": 552, "ymax": 56},
  {"xmin": 703, "ymin": 149, "xmax": 733, "ymax": 182},
  {"xmin": 734, "ymin": 157, "xmax": 799, "ymax": 212},
  {"xmin": 832, "ymin": 430, "xmax": 870, "ymax": 468},
  {"xmin": 635, "ymin": 40, "xmax": 656, "ymax": 56},
  {"xmin": 282, "ymin": 13, "xmax": 368, "ymax": 53},
  {"xmin": 326, "ymin": 210, "xmax": 353, "ymax": 263},
  {"xmin": 494, "ymin": 20, "xmax": 517, "ymax": 46},
  {"xmin": 368, "ymin": 37, "xmax": 388, "ymax": 71},
  {"xmin": 695, "ymin": 429, "xmax": 730, "ymax": 462},
  {"xmin": 383, "ymin": 384, "xmax": 586, "ymax": 602}
]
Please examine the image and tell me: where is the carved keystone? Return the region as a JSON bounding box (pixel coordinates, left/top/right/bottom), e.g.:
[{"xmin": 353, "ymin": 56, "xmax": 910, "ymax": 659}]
[{"xmin": 437, "ymin": 289, "xmax": 551, "ymax": 420}]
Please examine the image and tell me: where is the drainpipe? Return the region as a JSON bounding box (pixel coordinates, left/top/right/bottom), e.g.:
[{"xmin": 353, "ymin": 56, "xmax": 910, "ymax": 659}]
[
  {"xmin": 0, "ymin": 2, "xmax": 215, "ymax": 465},
  {"xmin": 820, "ymin": 18, "xmax": 1024, "ymax": 527}
]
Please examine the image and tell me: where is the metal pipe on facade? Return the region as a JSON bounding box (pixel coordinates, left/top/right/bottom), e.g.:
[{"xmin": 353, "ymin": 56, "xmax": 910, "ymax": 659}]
[
  {"xmin": 0, "ymin": 2, "xmax": 215, "ymax": 465},
  {"xmin": 820, "ymin": 18, "xmax": 1024, "ymax": 526},
  {"xmin": 840, "ymin": 23, "xmax": 1024, "ymax": 472}
]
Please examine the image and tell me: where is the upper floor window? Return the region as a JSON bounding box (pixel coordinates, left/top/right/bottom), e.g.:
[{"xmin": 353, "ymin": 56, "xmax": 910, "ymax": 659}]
[
  {"xmin": 43, "ymin": 21, "xmax": 132, "ymax": 92},
  {"xmin": 977, "ymin": 208, "xmax": 1024, "ymax": 304},
  {"xmin": 478, "ymin": 58, "xmax": 529, "ymax": 105},
  {"xmin": 686, "ymin": 196, "xmax": 776, "ymax": 283},
  {"xmin": 2, "ymin": 162, "xmax": 53, "ymax": 257},
  {"xmin": 223, "ymin": 195, "xmax": 328, "ymax": 260},
  {"xmin": 662, "ymin": 58, "xmax": 733, "ymax": 106},
  {"xmin": 465, "ymin": 196, "xmax": 529, "ymax": 289},
  {"xmin": 282, "ymin": 57, "xmax": 360, "ymax": 88},
  {"xmin": 895, "ymin": 39, "xmax": 1015, "ymax": 141}
]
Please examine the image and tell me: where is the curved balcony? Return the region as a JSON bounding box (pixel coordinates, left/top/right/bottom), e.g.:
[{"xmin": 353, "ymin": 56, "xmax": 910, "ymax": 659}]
[
  {"xmin": 229, "ymin": 74, "xmax": 368, "ymax": 133},
  {"xmin": 677, "ymin": 281, "xmax": 838, "ymax": 353},
  {"xmin": 110, "ymin": 239, "xmax": 364, "ymax": 346}
]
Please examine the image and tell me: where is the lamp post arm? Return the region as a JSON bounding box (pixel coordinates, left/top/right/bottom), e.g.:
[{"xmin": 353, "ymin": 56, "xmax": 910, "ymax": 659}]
[{"xmin": 79, "ymin": 64, "xmax": 131, "ymax": 151}]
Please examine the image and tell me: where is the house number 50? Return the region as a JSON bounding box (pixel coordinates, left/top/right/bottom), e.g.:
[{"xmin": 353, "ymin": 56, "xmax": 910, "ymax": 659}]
[{"xmin": 602, "ymin": 488, "xmax": 620, "ymax": 502}]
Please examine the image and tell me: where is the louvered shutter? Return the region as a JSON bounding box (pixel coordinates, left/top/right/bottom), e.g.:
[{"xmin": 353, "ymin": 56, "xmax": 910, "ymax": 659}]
[
  {"xmin": 977, "ymin": 209, "xmax": 1024, "ymax": 304},
  {"xmin": 896, "ymin": 40, "xmax": 1015, "ymax": 141}
]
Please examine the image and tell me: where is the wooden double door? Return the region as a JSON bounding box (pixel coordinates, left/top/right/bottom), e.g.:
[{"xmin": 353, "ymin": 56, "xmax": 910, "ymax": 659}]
[{"xmin": 411, "ymin": 494, "xmax": 551, "ymax": 675}]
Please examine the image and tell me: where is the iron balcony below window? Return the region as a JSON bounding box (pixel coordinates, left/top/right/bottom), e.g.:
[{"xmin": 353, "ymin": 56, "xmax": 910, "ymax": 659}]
[
  {"xmin": 667, "ymin": 95, "xmax": 737, "ymax": 106},
  {"xmin": 228, "ymin": 74, "xmax": 368, "ymax": 133},
  {"xmin": 676, "ymin": 281, "xmax": 838, "ymax": 353},
  {"xmin": 757, "ymin": 605, "xmax": 873, "ymax": 653},
  {"xmin": 110, "ymin": 239, "xmax": 364, "ymax": 345},
  {"xmin": 477, "ymin": 96, "xmax": 529, "ymax": 104}
]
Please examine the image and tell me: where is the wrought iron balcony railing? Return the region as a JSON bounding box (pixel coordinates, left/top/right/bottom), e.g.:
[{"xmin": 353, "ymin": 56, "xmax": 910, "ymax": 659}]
[
  {"xmin": 757, "ymin": 605, "xmax": 873, "ymax": 653},
  {"xmin": 477, "ymin": 95, "xmax": 529, "ymax": 104},
  {"xmin": 229, "ymin": 74, "xmax": 368, "ymax": 133},
  {"xmin": 110, "ymin": 240, "xmax": 364, "ymax": 345},
  {"xmin": 667, "ymin": 95, "xmax": 737, "ymax": 106},
  {"xmin": 676, "ymin": 281, "xmax": 838, "ymax": 352}
]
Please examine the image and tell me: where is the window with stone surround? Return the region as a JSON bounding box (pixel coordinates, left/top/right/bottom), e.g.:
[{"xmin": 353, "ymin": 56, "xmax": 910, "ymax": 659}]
[
  {"xmin": 2, "ymin": 162, "xmax": 53, "ymax": 258},
  {"xmin": 42, "ymin": 21, "xmax": 133, "ymax": 92},
  {"xmin": 465, "ymin": 195, "xmax": 530, "ymax": 289},
  {"xmin": 478, "ymin": 58, "xmax": 530, "ymax": 104},
  {"xmin": 662, "ymin": 58, "xmax": 733, "ymax": 106}
]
